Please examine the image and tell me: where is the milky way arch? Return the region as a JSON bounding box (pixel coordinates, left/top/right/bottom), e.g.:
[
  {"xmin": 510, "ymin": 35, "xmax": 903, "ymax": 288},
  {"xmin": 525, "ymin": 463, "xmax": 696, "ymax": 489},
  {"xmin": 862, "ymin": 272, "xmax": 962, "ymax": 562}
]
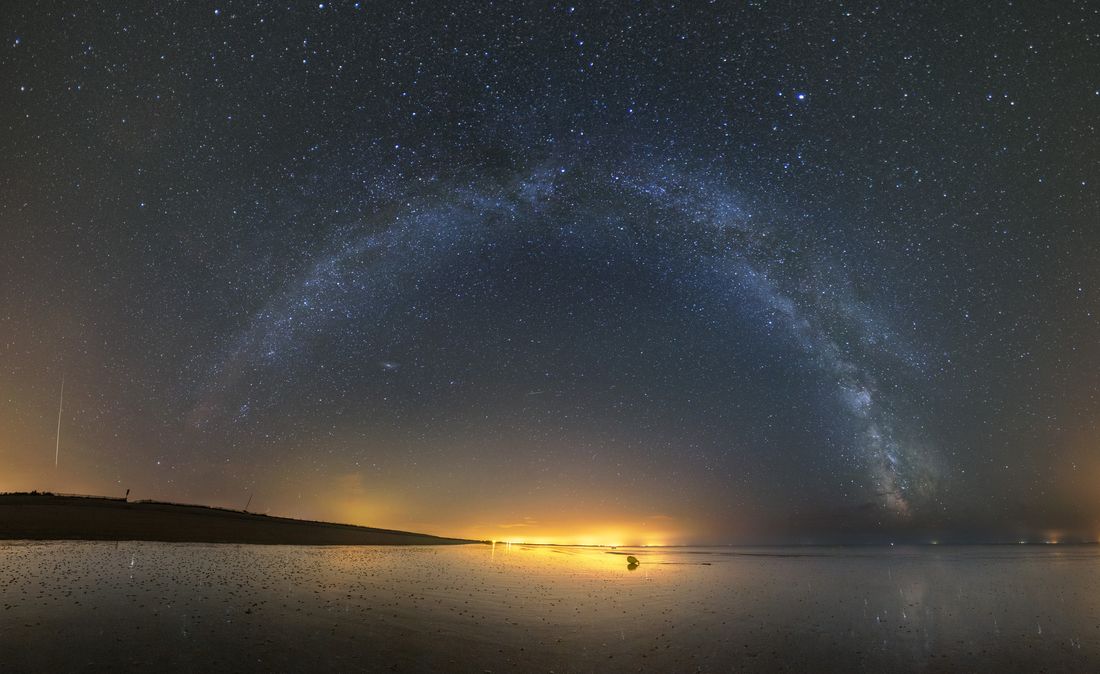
[{"xmin": 190, "ymin": 157, "xmax": 938, "ymax": 518}]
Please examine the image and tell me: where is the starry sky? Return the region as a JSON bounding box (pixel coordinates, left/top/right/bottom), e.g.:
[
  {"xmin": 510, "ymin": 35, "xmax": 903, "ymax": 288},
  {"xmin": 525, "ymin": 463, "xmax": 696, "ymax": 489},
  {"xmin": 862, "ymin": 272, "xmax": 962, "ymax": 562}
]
[{"xmin": 2, "ymin": 1, "xmax": 1098, "ymax": 544}]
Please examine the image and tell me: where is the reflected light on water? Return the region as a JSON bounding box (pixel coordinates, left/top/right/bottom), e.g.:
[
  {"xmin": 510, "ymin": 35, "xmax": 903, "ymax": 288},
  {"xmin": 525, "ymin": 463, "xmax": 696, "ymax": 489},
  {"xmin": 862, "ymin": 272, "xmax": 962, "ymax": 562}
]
[
  {"xmin": 480, "ymin": 542, "xmax": 711, "ymax": 577},
  {"xmin": 8, "ymin": 542, "xmax": 1100, "ymax": 671}
]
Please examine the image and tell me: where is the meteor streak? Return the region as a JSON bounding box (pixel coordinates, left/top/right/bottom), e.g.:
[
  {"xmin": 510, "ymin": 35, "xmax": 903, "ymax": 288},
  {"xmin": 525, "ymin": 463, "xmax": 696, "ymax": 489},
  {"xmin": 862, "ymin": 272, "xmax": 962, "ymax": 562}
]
[{"xmin": 54, "ymin": 375, "xmax": 64, "ymax": 468}]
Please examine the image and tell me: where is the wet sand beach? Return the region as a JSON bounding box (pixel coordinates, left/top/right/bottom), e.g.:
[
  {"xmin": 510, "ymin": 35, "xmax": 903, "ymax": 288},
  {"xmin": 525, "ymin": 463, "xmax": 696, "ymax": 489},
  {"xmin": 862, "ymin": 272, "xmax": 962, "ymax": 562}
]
[{"xmin": 2, "ymin": 542, "xmax": 1098, "ymax": 672}]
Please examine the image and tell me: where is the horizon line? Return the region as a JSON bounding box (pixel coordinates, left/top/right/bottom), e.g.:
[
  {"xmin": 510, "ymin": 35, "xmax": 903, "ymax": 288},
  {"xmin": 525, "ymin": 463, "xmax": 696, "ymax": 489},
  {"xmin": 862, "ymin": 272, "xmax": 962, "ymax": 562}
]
[{"xmin": 4, "ymin": 491, "xmax": 1095, "ymax": 548}]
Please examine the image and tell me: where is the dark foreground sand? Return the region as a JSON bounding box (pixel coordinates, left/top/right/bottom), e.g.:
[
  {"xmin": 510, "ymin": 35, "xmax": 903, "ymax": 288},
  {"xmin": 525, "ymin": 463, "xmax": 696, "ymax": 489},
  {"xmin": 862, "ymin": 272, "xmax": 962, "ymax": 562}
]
[{"xmin": 2, "ymin": 542, "xmax": 1099, "ymax": 672}]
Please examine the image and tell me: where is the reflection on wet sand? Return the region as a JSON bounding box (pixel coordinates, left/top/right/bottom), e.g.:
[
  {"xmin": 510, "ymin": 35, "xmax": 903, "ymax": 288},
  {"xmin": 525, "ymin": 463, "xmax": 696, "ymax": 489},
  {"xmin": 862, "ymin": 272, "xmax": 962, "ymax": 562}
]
[{"xmin": 2, "ymin": 542, "xmax": 1099, "ymax": 671}]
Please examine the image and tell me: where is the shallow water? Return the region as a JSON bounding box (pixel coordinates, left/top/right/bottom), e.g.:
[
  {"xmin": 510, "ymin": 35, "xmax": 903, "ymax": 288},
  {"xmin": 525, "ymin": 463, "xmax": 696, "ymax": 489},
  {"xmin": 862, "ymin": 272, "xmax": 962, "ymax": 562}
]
[{"xmin": 2, "ymin": 541, "xmax": 1098, "ymax": 671}]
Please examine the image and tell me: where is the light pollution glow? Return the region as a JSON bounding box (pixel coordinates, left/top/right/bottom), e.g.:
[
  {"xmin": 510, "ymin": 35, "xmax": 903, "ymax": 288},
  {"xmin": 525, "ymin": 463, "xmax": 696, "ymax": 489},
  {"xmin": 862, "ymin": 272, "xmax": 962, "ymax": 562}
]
[
  {"xmin": 4, "ymin": 375, "xmax": 1100, "ymax": 544},
  {"xmin": 0, "ymin": 417, "xmax": 690, "ymax": 545}
]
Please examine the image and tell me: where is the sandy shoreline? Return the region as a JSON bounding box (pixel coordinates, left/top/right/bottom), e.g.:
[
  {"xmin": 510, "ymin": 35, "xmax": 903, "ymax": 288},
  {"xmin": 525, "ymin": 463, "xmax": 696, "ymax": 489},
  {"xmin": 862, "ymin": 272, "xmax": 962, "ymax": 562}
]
[{"xmin": 3, "ymin": 541, "xmax": 1100, "ymax": 672}]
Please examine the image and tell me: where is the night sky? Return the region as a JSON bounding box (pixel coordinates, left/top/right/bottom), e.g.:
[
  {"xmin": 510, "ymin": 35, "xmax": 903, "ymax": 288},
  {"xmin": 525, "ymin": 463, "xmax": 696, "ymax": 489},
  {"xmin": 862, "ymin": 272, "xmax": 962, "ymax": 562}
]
[{"xmin": 2, "ymin": 2, "xmax": 1098, "ymax": 544}]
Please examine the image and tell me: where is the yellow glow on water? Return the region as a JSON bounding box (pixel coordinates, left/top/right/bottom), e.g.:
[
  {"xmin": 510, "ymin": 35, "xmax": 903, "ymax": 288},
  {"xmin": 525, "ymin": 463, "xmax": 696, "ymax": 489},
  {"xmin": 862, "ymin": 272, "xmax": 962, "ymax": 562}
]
[{"xmin": 484, "ymin": 541, "xmax": 644, "ymax": 574}]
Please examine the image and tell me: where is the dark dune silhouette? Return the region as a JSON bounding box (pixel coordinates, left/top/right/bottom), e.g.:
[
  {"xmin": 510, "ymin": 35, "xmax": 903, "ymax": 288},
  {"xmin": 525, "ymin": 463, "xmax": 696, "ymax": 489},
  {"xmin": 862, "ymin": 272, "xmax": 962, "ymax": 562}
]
[{"xmin": 0, "ymin": 493, "xmax": 479, "ymax": 545}]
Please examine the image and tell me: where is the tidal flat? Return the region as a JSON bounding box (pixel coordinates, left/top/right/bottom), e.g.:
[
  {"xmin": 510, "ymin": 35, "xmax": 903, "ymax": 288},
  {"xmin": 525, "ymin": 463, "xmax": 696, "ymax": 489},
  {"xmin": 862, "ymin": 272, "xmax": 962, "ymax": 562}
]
[{"xmin": 2, "ymin": 541, "xmax": 1098, "ymax": 672}]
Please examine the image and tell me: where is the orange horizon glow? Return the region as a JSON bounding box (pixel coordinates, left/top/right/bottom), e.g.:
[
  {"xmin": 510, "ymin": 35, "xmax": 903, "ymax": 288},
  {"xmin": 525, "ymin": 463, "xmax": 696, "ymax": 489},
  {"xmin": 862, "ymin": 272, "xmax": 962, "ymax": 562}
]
[
  {"xmin": 471, "ymin": 531, "xmax": 675, "ymax": 547},
  {"xmin": 0, "ymin": 460, "xmax": 688, "ymax": 545}
]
